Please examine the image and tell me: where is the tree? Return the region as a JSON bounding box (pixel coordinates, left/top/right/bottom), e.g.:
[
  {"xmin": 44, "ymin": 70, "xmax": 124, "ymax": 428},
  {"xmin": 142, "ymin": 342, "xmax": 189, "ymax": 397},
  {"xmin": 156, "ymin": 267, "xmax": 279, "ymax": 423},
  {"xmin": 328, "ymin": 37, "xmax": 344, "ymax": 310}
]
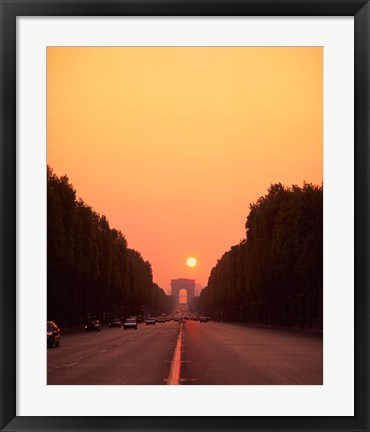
[
  {"xmin": 47, "ymin": 166, "xmax": 170, "ymax": 327},
  {"xmin": 198, "ymin": 182, "xmax": 323, "ymax": 328}
]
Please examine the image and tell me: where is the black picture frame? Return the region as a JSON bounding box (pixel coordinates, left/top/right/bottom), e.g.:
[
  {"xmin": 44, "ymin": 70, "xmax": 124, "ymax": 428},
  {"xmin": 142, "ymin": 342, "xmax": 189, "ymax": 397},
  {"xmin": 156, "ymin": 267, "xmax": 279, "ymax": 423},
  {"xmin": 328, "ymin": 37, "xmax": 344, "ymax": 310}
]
[{"xmin": 0, "ymin": 1, "xmax": 369, "ymax": 431}]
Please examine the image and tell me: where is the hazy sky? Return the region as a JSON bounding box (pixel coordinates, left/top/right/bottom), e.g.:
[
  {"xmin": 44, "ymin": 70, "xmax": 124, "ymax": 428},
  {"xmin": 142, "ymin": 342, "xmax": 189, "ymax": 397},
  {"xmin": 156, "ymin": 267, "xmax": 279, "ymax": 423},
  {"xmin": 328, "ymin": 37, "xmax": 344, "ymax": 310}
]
[{"xmin": 47, "ymin": 47, "xmax": 322, "ymax": 294}]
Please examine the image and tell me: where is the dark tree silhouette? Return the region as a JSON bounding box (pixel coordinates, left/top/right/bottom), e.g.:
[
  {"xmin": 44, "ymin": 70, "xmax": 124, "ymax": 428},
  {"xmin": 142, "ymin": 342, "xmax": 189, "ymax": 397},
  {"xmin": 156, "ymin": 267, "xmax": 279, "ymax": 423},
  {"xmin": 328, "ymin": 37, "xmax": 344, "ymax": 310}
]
[
  {"xmin": 198, "ymin": 183, "xmax": 323, "ymax": 329},
  {"xmin": 47, "ymin": 166, "xmax": 172, "ymax": 327}
]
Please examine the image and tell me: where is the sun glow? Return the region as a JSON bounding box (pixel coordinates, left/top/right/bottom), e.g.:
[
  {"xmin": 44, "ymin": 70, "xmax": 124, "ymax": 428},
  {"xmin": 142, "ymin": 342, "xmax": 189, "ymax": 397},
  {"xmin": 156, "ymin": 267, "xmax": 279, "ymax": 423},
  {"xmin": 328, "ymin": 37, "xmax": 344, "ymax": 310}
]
[
  {"xmin": 48, "ymin": 47, "xmax": 322, "ymax": 292},
  {"xmin": 186, "ymin": 257, "xmax": 197, "ymax": 268}
]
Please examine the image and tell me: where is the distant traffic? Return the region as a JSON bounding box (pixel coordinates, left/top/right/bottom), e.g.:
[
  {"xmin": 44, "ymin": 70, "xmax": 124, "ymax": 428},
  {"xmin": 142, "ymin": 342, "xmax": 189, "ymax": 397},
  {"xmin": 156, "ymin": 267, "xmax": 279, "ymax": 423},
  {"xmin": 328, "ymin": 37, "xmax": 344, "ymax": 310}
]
[{"xmin": 47, "ymin": 308, "xmax": 211, "ymax": 349}]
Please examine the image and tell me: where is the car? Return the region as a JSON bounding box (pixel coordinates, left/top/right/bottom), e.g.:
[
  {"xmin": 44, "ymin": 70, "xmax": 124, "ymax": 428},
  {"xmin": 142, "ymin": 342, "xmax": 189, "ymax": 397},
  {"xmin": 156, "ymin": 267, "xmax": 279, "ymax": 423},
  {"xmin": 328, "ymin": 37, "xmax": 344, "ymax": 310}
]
[
  {"xmin": 146, "ymin": 317, "xmax": 156, "ymax": 325},
  {"xmin": 199, "ymin": 316, "xmax": 208, "ymax": 323},
  {"xmin": 123, "ymin": 318, "xmax": 137, "ymax": 330},
  {"xmin": 109, "ymin": 318, "xmax": 122, "ymax": 328},
  {"xmin": 85, "ymin": 319, "xmax": 101, "ymax": 331},
  {"xmin": 47, "ymin": 321, "xmax": 61, "ymax": 347},
  {"xmin": 157, "ymin": 317, "xmax": 165, "ymax": 323}
]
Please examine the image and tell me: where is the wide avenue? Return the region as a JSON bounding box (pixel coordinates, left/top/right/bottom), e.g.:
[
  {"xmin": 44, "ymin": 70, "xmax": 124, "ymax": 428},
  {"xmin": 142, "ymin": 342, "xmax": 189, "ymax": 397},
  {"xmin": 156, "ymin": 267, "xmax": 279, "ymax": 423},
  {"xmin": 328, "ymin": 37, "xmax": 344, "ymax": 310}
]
[{"xmin": 48, "ymin": 320, "xmax": 322, "ymax": 385}]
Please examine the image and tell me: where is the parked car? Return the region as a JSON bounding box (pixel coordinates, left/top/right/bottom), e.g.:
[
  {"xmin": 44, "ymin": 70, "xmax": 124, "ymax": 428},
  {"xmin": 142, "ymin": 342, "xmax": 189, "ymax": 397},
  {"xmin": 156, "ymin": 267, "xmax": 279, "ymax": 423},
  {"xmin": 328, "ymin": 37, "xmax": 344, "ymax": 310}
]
[
  {"xmin": 146, "ymin": 317, "xmax": 156, "ymax": 326},
  {"xmin": 157, "ymin": 317, "xmax": 165, "ymax": 323},
  {"xmin": 109, "ymin": 318, "xmax": 122, "ymax": 328},
  {"xmin": 123, "ymin": 317, "xmax": 137, "ymax": 330},
  {"xmin": 47, "ymin": 321, "xmax": 61, "ymax": 347},
  {"xmin": 199, "ymin": 316, "xmax": 208, "ymax": 323},
  {"xmin": 85, "ymin": 320, "xmax": 101, "ymax": 331}
]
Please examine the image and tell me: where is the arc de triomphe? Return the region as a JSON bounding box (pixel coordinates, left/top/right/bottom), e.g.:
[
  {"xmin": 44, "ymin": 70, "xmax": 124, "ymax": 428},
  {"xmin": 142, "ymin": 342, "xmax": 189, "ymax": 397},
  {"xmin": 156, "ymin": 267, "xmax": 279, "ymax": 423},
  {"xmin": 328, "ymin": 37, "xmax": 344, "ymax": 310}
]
[{"xmin": 171, "ymin": 278, "xmax": 195, "ymax": 305}]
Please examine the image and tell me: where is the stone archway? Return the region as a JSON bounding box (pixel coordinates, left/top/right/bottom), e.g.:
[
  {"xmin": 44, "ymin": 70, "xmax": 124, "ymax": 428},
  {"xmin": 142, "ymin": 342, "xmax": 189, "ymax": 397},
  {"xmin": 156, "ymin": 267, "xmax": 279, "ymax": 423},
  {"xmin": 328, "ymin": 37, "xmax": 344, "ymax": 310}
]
[{"xmin": 171, "ymin": 278, "xmax": 195, "ymax": 305}]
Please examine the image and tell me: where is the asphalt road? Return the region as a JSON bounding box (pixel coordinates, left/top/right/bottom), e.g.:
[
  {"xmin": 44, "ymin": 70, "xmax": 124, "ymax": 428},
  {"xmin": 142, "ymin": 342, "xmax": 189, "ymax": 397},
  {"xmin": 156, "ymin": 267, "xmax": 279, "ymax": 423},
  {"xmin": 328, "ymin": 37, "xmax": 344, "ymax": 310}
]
[
  {"xmin": 181, "ymin": 321, "xmax": 323, "ymax": 385},
  {"xmin": 47, "ymin": 322, "xmax": 179, "ymax": 385},
  {"xmin": 48, "ymin": 321, "xmax": 322, "ymax": 385}
]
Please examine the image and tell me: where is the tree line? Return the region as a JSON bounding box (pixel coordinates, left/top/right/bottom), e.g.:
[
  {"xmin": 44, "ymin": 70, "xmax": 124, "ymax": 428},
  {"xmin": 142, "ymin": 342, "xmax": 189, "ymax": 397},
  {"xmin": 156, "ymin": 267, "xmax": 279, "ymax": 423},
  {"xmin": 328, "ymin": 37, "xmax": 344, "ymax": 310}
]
[
  {"xmin": 47, "ymin": 166, "xmax": 174, "ymax": 327},
  {"xmin": 197, "ymin": 183, "xmax": 323, "ymax": 329}
]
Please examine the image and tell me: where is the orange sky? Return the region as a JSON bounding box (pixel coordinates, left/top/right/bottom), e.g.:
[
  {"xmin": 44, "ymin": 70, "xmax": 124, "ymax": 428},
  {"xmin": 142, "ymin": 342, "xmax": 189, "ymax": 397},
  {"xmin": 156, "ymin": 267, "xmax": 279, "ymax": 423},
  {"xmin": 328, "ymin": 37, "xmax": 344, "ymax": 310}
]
[{"xmin": 47, "ymin": 47, "xmax": 322, "ymax": 294}]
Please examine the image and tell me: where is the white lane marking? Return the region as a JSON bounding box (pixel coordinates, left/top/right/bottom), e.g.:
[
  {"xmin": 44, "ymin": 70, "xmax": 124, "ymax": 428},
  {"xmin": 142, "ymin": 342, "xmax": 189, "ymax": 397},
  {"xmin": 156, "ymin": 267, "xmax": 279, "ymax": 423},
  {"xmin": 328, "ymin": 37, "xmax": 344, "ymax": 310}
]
[
  {"xmin": 66, "ymin": 362, "xmax": 78, "ymax": 367},
  {"xmin": 98, "ymin": 349, "xmax": 106, "ymax": 353},
  {"xmin": 167, "ymin": 323, "xmax": 184, "ymax": 385}
]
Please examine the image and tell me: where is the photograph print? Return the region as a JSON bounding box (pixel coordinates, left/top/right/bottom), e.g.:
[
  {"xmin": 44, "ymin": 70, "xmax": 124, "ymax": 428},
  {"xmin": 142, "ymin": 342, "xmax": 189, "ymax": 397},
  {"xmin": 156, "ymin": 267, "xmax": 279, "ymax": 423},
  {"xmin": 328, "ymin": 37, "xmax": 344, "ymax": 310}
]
[{"xmin": 47, "ymin": 47, "xmax": 323, "ymax": 385}]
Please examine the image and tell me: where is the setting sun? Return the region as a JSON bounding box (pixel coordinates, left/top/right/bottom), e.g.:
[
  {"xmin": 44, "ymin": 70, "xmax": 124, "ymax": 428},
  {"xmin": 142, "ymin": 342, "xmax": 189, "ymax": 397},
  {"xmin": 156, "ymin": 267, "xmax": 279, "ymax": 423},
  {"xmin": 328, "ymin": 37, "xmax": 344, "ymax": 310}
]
[{"xmin": 186, "ymin": 257, "xmax": 197, "ymax": 268}]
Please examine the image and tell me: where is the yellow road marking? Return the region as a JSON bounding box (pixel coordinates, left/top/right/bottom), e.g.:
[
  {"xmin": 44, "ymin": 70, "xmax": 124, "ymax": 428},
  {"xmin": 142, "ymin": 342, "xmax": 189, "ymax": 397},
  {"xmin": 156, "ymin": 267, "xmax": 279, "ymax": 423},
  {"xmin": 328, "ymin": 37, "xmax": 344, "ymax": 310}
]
[{"xmin": 167, "ymin": 323, "xmax": 183, "ymax": 385}]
